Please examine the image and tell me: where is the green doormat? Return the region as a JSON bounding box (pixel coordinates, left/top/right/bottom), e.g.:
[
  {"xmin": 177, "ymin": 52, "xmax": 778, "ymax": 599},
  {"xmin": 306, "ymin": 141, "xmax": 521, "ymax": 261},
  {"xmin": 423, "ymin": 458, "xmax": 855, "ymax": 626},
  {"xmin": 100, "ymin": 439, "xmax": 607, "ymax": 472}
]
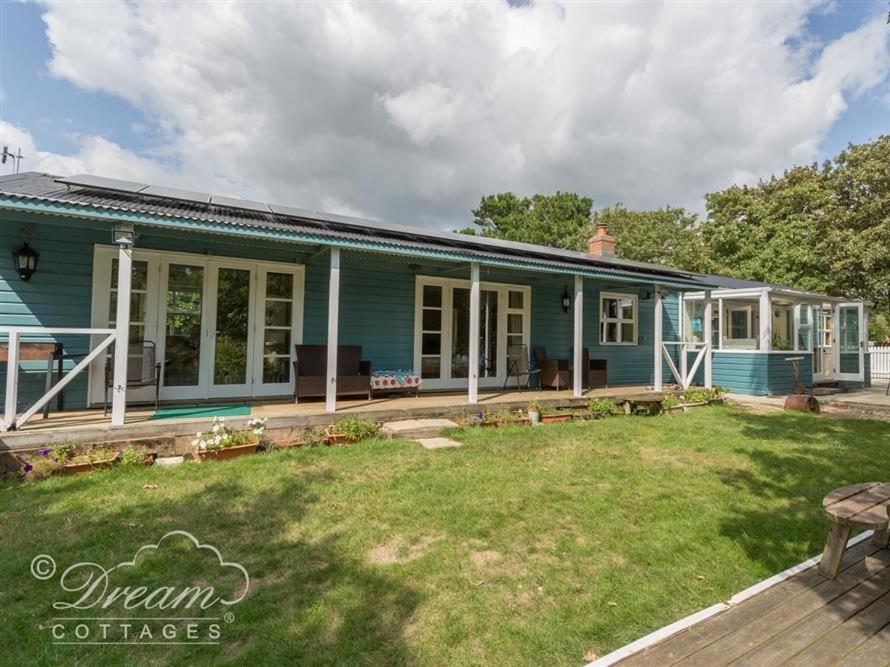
[{"xmin": 149, "ymin": 404, "xmax": 251, "ymax": 420}]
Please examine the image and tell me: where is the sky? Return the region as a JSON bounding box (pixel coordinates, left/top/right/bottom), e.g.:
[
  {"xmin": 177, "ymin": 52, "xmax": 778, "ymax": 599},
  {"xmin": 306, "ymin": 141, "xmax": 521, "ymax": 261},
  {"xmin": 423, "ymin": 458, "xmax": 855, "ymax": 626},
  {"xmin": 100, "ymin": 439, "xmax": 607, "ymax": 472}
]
[{"xmin": 0, "ymin": 0, "xmax": 888, "ymax": 230}]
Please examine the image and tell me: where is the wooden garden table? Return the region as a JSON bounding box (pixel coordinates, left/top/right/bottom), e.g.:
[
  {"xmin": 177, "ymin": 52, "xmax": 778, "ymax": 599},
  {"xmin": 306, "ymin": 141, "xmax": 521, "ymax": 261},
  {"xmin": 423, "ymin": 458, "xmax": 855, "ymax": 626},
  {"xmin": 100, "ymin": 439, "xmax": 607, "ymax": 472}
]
[{"xmin": 818, "ymin": 482, "xmax": 890, "ymax": 578}]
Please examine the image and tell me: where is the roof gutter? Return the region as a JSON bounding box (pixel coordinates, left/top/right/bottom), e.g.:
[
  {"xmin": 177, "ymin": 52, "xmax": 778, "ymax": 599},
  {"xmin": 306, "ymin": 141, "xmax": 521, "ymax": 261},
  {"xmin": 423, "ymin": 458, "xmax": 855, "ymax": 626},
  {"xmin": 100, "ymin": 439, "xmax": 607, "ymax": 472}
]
[{"xmin": 0, "ymin": 196, "xmax": 716, "ymax": 291}]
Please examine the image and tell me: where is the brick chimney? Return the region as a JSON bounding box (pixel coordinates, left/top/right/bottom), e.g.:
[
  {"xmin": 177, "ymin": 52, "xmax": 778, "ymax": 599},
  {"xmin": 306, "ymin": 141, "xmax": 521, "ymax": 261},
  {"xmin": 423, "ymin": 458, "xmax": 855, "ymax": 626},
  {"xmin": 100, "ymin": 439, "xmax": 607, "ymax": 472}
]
[{"xmin": 587, "ymin": 222, "xmax": 616, "ymax": 258}]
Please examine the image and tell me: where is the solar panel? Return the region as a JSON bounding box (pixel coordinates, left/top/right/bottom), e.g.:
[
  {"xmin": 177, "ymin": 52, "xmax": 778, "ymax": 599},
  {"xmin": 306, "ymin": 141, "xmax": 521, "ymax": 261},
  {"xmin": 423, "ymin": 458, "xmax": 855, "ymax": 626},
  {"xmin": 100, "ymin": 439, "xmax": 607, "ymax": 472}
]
[
  {"xmin": 140, "ymin": 184, "xmax": 211, "ymax": 204},
  {"xmin": 56, "ymin": 174, "xmax": 148, "ymax": 194},
  {"xmin": 268, "ymin": 203, "xmax": 321, "ymax": 219},
  {"xmin": 209, "ymin": 194, "xmax": 272, "ymax": 213}
]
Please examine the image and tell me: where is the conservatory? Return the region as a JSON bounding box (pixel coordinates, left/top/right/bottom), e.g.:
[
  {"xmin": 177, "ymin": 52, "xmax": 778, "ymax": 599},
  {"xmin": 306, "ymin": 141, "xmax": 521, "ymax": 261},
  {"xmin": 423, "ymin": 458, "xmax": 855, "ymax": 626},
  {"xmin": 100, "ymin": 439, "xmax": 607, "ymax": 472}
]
[{"xmin": 677, "ymin": 278, "xmax": 869, "ymax": 395}]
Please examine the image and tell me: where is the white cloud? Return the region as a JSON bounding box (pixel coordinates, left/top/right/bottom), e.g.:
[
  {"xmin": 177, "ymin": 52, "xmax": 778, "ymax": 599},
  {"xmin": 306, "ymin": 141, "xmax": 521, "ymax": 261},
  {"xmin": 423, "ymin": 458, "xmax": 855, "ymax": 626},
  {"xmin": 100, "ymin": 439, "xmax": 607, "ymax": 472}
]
[{"xmin": 11, "ymin": 1, "xmax": 890, "ymax": 227}]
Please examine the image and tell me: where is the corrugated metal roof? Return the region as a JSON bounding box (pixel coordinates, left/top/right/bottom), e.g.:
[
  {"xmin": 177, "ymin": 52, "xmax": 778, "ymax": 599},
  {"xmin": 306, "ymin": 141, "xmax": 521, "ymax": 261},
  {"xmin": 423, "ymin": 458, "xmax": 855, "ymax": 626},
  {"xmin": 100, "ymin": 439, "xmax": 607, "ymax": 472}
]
[{"xmin": 0, "ymin": 171, "xmax": 713, "ymax": 288}]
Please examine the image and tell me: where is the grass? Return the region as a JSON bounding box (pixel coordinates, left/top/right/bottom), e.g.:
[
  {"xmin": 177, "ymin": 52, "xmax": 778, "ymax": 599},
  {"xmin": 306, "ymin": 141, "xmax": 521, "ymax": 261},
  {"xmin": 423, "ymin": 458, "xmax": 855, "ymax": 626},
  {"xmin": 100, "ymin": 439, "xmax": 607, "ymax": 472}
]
[{"xmin": 3, "ymin": 404, "xmax": 890, "ymax": 665}]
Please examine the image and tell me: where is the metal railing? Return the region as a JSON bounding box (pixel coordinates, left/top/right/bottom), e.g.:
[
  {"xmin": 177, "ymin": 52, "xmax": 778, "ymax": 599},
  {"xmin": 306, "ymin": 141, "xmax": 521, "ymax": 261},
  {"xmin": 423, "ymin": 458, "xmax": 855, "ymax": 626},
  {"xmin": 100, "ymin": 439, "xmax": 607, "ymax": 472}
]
[{"xmin": 1, "ymin": 327, "xmax": 117, "ymax": 431}]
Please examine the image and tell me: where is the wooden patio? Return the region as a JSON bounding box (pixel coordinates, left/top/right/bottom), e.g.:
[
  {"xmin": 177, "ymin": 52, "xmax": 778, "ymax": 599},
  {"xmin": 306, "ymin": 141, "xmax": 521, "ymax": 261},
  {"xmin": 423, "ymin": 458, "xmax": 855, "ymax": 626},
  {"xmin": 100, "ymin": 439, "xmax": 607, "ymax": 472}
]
[
  {"xmin": 0, "ymin": 384, "xmax": 661, "ymax": 451},
  {"xmin": 602, "ymin": 535, "xmax": 890, "ymax": 666}
]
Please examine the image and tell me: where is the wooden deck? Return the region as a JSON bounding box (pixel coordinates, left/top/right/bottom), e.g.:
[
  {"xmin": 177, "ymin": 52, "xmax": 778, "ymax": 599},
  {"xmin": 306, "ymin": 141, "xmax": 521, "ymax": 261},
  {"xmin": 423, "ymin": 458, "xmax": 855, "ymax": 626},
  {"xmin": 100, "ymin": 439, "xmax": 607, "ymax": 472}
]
[
  {"xmin": 1, "ymin": 384, "xmax": 661, "ymax": 450},
  {"xmin": 612, "ymin": 538, "xmax": 890, "ymax": 666}
]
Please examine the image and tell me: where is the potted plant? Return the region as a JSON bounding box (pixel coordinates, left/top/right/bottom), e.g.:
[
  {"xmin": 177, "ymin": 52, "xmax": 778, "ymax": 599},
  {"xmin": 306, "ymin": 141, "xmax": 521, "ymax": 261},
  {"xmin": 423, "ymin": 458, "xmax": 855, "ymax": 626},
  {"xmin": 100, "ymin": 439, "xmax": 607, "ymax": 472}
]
[
  {"xmin": 540, "ymin": 406, "xmax": 572, "ymax": 423},
  {"xmin": 586, "ymin": 397, "xmax": 616, "ymax": 420},
  {"xmin": 325, "ymin": 417, "xmax": 380, "ymax": 445},
  {"xmin": 21, "ymin": 443, "xmax": 120, "ymax": 479},
  {"xmin": 527, "ymin": 400, "xmax": 542, "ymax": 426},
  {"xmin": 193, "ymin": 416, "xmax": 263, "ymax": 462},
  {"xmin": 120, "ymin": 444, "xmax": 157, "ymax": 468}
]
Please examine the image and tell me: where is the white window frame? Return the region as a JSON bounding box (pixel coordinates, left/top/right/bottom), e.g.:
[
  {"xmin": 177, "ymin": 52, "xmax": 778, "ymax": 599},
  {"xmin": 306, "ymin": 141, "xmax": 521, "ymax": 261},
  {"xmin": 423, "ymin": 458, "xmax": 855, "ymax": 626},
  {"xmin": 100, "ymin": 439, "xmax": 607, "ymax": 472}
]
[
  {"xmin": 725, "ymin": 305, "xmax": 753, "ymax": 340},
  {"xmin": 89, "ymin": 245, "xmax": 304, "ymax": 404},
  {"xmin": 413, "ymin": 275, "xmax": 531, "ymax": 390},
  {"xmin": 599, "ymin": 292, "xmax": 638, "ymax": 346}
]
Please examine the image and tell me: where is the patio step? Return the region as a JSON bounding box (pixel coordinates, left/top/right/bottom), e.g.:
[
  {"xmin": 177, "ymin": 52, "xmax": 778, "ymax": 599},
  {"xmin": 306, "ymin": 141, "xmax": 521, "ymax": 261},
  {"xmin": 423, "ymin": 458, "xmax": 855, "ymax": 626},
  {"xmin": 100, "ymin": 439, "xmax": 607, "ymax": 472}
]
[{"xmin": 382, "ymin": 418, "xmax": 460, "ymax": 440}]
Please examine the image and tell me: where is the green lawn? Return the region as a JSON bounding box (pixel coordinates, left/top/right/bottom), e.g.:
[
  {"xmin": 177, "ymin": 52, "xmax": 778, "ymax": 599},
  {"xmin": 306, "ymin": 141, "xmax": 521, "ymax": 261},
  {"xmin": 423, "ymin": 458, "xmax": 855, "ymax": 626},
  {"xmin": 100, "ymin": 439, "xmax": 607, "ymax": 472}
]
[{"xmin": 3, "ymin": 405, "xmax": 889, "ymax": 665}]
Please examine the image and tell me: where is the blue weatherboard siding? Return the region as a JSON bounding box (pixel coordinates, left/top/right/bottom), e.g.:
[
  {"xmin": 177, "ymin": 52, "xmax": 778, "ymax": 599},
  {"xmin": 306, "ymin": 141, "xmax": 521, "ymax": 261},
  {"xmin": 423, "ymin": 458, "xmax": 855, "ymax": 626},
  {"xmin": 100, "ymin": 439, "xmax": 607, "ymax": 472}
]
[
  {"xmin": 767, "ymin": 353, "xmax": 813, "ymax": 395},
  {"xmin": 11, "ymin": 210, "xmax": 840, "ymax": 410}
]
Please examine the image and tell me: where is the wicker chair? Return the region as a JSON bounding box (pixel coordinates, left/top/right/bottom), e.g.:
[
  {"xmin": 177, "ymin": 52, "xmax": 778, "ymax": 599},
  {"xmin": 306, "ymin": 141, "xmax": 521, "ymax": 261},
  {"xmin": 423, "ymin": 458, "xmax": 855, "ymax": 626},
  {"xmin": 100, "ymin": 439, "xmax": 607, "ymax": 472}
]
[{"xmin": 532, "ymin": 347, "xmax": 571, "ymax": 391}]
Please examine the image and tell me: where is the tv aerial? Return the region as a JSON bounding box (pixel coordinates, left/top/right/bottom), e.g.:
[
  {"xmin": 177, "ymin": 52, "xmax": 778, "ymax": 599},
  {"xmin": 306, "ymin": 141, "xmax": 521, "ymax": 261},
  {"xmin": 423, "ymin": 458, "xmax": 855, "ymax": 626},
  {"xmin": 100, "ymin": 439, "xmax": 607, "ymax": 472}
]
[{"xmin": 1, "ymin": 146, "xmax": 25, "ymax": 174}]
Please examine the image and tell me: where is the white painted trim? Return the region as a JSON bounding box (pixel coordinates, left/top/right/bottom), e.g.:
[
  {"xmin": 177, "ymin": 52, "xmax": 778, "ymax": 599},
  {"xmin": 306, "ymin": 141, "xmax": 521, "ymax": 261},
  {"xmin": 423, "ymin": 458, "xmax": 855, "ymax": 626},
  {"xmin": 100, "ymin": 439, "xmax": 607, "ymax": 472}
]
[
  {"xmin": 2, "ymin": 330, "xmax": 19, "ymax": 431},
  {"xmin": 325, "ymin": 248, "xmax": 340, "ymax": 413},
  {"xmin": 111, "ymin": 242, "xmax": 133, "ymax": 425},
  {"xmin": 703, "ymin": 292, "xmax": 712, "ymax": 388},
  {"xmin": 713, "ymin": 349, "xmax": 815, "ymax": 355},
  {"xmin": 835, "ymin": 302, "xmax": 866, "ymax": 382},
  {"xmin": 573, "ymin": 274, "xmax": 583, "ymax": 397},
  {"xmin": 759, "ymin": 290, "xmax": 772, "ymax": 352},
  {"xmin": 653, "ymin": 290, "xmax": 663, "ymax": 391},
  {"xmin": 587, "ymin": 529, "xmax": 875, "ymax": 667},
  {"xmin": 90, "ymin": 244, "xmax": 305, "ymax": 404},
  {"xmin": 599, "ymin": 291, "xmax": 639, "ymax": 345},
  {"xmin": 468, "ymin": 263, "xmax": 481, "ymax": 404},
  {"xmin": 413, "ymin": 274, "xmax": 531, "ymax": 391}
]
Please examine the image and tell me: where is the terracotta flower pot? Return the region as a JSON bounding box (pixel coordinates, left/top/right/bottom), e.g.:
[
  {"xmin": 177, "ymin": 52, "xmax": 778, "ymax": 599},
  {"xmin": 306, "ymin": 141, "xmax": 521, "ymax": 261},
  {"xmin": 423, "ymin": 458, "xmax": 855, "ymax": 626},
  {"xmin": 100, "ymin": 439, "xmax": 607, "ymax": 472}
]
[
  {"xmin": 61, "ymin": 452, "xmax": 120, "ymax": 475},
  {"xmin": 324, "ymin": 426, "xmax": 358, "ymax": 445},
  {"xmin": 541, "ymin": 413, "xmax": 572, "ymax": 423},
  {"xmin": 197, "ymin": 443, "xmax": 258, "ymax": 462}
]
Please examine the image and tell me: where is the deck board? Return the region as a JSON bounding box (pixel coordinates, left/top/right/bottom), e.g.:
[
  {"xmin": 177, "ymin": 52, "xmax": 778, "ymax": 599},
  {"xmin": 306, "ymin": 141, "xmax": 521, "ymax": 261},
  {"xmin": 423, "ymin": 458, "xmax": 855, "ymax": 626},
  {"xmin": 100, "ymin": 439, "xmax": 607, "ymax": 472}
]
[{"xmin": 620, "ymin": 542, "xmax": 890, "ymax": 666}]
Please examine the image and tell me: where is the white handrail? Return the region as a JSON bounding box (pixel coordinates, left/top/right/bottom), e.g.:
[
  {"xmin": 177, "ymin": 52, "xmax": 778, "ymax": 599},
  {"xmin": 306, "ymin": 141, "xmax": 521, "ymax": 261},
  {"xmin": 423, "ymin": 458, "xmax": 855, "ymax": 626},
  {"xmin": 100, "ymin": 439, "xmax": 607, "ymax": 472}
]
[
  {"xmin": 661, "ymin": 342, "xmax": 711, "ymax": 390},
  {"xmin": 1, "ymin": 327, "xmax": 117, "ymax": 431}
]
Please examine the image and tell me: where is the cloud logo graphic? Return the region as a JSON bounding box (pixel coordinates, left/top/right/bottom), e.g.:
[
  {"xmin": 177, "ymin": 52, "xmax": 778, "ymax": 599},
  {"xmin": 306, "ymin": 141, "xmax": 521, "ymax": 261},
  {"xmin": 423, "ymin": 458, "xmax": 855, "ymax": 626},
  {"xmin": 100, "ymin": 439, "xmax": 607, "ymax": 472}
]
[{"xmin": 107, "ymin": 530, "xmax": 250, "ymax": 606}]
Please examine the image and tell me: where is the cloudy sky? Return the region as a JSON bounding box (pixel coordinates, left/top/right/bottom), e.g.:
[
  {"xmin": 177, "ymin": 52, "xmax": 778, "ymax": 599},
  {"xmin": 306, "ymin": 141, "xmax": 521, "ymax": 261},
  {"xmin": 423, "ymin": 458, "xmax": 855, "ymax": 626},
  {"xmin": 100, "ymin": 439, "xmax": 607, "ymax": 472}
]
[{"xmin": 1, "ymin": 1, "xmax": 888, "ymax": 229}]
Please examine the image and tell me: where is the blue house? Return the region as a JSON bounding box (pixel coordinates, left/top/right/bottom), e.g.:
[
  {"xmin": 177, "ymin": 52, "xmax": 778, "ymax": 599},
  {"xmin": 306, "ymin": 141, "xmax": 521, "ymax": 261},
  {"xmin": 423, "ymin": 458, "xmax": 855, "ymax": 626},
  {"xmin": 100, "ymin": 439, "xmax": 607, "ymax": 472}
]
[{"xmin": 0, "ymin": 172, "xmax": 870, "ymax": 430}]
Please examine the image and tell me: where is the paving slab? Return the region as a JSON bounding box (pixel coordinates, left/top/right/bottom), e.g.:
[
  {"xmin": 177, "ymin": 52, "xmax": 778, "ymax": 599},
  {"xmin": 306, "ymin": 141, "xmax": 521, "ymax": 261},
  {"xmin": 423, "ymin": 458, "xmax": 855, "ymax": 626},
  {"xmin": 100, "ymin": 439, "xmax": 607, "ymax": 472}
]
[
  {"xmin": 416, "ymin": 437, "xmax": 462, "ymax": 449},
  {"xmin": 382, "ymin": 418, "xmax": 460, "ymax": 440}
]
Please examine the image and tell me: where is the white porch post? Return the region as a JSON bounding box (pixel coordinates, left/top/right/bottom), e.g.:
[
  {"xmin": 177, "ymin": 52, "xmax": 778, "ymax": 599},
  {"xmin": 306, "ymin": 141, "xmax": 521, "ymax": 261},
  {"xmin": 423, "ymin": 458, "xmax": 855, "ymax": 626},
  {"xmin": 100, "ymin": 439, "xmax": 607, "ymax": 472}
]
[
  {"xmin": 717, "ymin": 297, "xmax": 724, "ymax": 351},
  {"xmin": 653, "ymin": 288, "xmax": 663, "ymax": 391},
  {"xmin": 759, "ymin": 289, "xmax": 772, "ymax": 352},
  {"xmin": 468, "ymin": 262, "xmax": 480, "ymax": 404},
  {"xmin": 573, "ymin": 274, "xmax": 583, "ymax": 397},
  {"xmin": 703, "ymin": 290, "xmax": 713, "ymax": 388},
  {"xmin": 325, "ymin": 247, "xmax": 341, "ymax": 413},
  {"xmin": 2, "ymin": 330, "xmax": 20, "ymax": 430},
  {"xmin": 793, "ymin": 304, "xmax": 801, "ymax": 352},
  {"xmin": 111, "ymin": 230, "xmax": 134, "ymax": 426}
]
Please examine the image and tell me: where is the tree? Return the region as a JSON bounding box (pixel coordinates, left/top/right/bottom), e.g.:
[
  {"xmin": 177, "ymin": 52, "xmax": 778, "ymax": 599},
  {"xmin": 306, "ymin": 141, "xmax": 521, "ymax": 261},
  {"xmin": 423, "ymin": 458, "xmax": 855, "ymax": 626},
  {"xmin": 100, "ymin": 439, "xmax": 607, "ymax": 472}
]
[
  {"xmin": 590, "ymin": 205, "xmax": 708, "ymax": 271},
  {"xmin": 460, "ymin": 192, "xmax": 592, "ymax": 251}
]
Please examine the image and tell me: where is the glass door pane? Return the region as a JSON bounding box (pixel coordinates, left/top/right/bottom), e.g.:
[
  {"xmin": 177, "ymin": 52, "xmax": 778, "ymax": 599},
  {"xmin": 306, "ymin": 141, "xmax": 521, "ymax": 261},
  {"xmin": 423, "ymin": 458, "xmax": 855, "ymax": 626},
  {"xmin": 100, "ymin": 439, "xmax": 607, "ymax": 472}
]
[
  {"xmin": 164, "ymin": 264, "xmax": 204, "ymax": 387},
  {"xmin": 838, "ymin": 305, "xmax": 862, "ymax": 377},
  {"xmin": 480, "ymin": 290, "xmax": 498, "ymax": 378},
  {"xmin": 451, "ymin": 288, "xmax": 470, "ymax": 379},
  {"xmin": 262, "ymin": 272, "xmax": 293, "ymax": 384},
  {"xmin": 420, "ymin": 284, "xmax": 443, "ymax": 379},
  {"xmin": 213, "ymin": 267, "xmax": 251, "ymax": 386}
]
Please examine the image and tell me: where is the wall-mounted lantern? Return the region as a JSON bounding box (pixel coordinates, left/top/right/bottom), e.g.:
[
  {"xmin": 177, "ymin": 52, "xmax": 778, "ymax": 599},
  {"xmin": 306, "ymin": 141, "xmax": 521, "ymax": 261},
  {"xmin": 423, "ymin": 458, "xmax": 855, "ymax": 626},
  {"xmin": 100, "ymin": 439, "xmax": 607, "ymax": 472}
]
[
  {"xmin": 561, "ymin": 286, "xmax": 571, "ymax": 313},
  {"xmin": 12, "ymin": 232, "xmax": 39, "ymax": 282}
]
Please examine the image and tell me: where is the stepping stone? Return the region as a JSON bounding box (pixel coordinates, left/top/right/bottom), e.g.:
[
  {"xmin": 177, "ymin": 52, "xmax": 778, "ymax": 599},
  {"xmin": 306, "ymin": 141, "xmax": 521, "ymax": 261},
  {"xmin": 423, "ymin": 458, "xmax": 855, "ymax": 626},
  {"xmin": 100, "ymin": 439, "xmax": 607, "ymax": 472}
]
[
  {"xmin": 382, "ymin": 418, "xmax": 459, "ymax": 440},
  {"xmin": 416, "ymin": 437, "xmax": 462, "ymax": 449},
  {"xmin": 155, "ymin": 456, "xmax": 184, "ymax": 467}
]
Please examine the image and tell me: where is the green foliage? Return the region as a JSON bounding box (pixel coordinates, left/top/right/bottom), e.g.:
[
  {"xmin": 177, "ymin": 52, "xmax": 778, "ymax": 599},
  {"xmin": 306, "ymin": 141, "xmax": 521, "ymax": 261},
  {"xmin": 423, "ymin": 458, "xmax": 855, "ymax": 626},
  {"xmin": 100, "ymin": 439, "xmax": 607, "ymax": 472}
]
[
  {"xmin": 680, "ymin": 387, "xmax": 719, "ymax": 404},
  {"xmin": 334, "ymin": 417, "xmax": 381, "ymax": 442},
  {"xmin": 20, "ymin": 443, "xmax": 117, "ymax": 481},
  {"xmin": 586, "ymin": 397, "xmax": 617, "ymax": 419},
  {"xmin": 465, "ymin": 192, "xmax": 592, "ymax": 250},
  {"xmin": 660, "ymin": 393, "xmax": 680, "ymax": 410},
  {"xmin": 470, "ymin": 136, "xmax": 890, "ymax": 311},
  {"xmin": 120, "ymin": 445, "xmax": 147, "ymax": 468},
  {"xmin": 527, "ymin": 400, "xmax": 543, "ymax": 414},
  {"xmin": 300, "ymin": 427, "xmax": 329, "ymax": 447},
  {"xmin": 591, "ymin": 205, "xmax": 708, "ymax": 271}
]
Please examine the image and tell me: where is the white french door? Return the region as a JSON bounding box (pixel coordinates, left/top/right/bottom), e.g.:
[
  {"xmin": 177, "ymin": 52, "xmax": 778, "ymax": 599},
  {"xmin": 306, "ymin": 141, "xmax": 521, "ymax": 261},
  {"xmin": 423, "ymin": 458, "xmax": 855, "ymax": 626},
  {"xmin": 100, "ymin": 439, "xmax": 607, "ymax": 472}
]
[
  {"xmin": 90, "ymin": 246, "xmax": 304, "ymax": 405},
  {"xmin": 834, "ymin": 302, "xmax": 865, "ymax": 382},
  {"xmin": 414, "ymin": 276, "xmax": 530, "ymax": 391}
]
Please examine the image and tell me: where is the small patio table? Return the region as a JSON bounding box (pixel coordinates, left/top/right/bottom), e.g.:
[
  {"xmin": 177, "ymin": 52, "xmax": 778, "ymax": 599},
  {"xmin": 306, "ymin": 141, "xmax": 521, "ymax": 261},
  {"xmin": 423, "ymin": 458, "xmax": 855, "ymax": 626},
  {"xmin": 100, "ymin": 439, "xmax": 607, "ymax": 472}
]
[{"xmin": 818, "ymin": 482, "xmax": 890, "ymax": 578}]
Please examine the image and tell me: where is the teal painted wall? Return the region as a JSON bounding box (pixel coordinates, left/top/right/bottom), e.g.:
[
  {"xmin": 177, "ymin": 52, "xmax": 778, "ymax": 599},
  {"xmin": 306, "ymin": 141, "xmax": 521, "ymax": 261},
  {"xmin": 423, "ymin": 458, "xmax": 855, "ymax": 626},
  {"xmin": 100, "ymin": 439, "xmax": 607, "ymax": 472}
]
[
  {"xmin": 1, "ymin": 215, "xmax": 107, "ymax": 410},
  {"xmin": 12, "ymin": 212, "xmax": 844, "ymax": 411},
  {"xmin": 767, "ymin": 353, "xmax": 813, "ymax": 395}
]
